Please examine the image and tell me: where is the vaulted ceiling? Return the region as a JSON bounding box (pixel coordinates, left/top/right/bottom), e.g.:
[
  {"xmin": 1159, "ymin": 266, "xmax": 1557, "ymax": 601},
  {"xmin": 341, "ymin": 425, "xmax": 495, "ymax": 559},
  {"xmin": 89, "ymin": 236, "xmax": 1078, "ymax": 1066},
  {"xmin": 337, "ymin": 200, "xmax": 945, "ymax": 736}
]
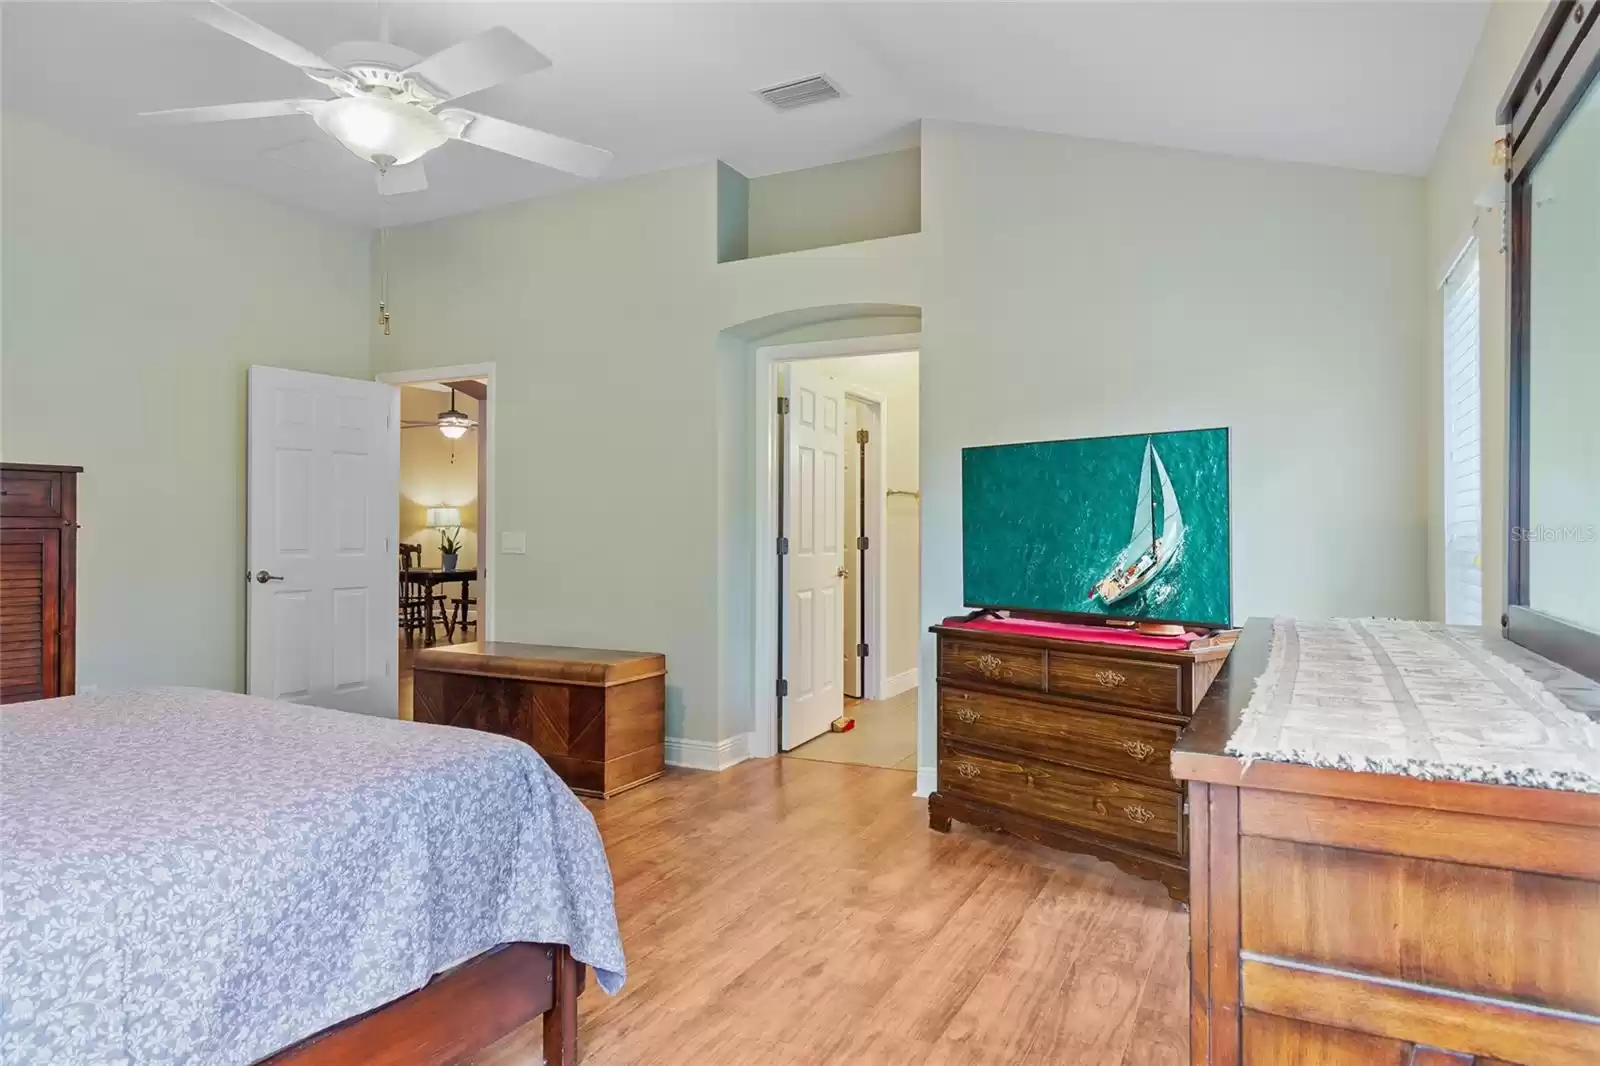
[{"xmin": 2, "ymin": 2, "xmax": 1488, "ymax": 227}]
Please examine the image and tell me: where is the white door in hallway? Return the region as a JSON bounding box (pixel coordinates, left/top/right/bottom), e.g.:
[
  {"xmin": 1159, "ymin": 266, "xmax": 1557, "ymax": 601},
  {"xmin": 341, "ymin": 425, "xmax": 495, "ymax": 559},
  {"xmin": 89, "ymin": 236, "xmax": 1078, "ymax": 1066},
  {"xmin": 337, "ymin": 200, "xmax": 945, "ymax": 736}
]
[
  {"xmin": 782, "ymin": 364, "xmax": 846, "ymax": 749},
  {"xmin": 842, "ymin": 398, "xmax": 864, "ymax": 698},
  {"xmin": 247, "ymin": 366, "xmax": 399, "ymax": 716}
]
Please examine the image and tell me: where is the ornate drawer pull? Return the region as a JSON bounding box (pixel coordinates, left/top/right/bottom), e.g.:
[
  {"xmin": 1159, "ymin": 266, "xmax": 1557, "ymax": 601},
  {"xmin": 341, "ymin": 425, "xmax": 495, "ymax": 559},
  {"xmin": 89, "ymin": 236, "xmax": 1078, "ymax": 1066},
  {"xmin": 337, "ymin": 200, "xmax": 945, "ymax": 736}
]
[
  {"xmin": 1094, "ymin": 669, "xmax": 1127, "ymax": 688},
  {"xmin": 1123, "ymin": 805, "xmax": 1155, "ymax": 825},
  {"xmin": 974, "ymin": 653, "xmax": 1005, "ymax": 679},
  {"xmin": 1121, "ymin": 739, "xmax": 1156, "ymax": 762},
  {"xmin": 955, "ymin": 761, "xmax": 980, "ymax": 779},
  {"xmin": 955, "ymin": 707, "xmax": 981, "ymax": 724}
]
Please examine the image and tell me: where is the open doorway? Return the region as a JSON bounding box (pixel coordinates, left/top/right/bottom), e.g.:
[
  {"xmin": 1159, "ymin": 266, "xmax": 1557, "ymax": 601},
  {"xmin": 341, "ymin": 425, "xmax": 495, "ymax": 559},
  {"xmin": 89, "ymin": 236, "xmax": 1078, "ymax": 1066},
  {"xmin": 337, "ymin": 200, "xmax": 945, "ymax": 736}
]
[
  {"xmin": 377, "ymin": 365, "xmax": 494, "ymax": 719},
  {"xmin": 769, "ymin": 348, "xmax": 920, "ymax": 772}
]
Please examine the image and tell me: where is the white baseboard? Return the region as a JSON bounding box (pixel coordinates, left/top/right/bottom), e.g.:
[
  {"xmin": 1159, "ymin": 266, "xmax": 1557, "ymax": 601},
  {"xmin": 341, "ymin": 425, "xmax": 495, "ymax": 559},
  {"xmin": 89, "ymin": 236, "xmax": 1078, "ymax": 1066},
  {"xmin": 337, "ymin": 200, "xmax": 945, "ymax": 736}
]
[
  {"xmin": 915, "ymin": 766, "xmax": 937, "ymax": 798},
  {"xmin": 664, "ymin": 732, "xmax": 752, "ymax": 772},
  {"xmin": 882, "ymin": 668, "xmax": 919, "ymax": 700}
]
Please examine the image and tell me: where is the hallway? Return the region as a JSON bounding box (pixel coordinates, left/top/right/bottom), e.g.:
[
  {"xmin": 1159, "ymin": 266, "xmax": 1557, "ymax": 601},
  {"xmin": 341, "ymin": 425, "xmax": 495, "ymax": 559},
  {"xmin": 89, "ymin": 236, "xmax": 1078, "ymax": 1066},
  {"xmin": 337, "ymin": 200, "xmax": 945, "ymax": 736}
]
[{"xmin": 785, "ymin": 688, "xmax": 918, "ymax": 771}]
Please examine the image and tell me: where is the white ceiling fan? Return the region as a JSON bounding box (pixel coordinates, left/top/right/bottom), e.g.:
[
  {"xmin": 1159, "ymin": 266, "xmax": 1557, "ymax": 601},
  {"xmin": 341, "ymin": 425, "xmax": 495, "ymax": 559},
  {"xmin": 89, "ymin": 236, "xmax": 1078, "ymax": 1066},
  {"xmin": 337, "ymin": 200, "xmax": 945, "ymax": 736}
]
[{"xmin": 141, "ymin": 1, "xmax": 612, "ymax": 195}]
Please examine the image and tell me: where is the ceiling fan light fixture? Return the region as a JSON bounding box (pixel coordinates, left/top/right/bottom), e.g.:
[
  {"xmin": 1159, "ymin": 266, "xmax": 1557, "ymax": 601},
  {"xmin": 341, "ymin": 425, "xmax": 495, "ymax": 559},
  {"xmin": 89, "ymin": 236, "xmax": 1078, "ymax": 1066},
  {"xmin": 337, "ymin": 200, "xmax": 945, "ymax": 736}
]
[
  {"xmin": 313, "ymin": 96, "xmax": 448, "ymax": 166},
  {"xmin": 437, "ymin": 407, "xmax": 473, "ymax": 439}
]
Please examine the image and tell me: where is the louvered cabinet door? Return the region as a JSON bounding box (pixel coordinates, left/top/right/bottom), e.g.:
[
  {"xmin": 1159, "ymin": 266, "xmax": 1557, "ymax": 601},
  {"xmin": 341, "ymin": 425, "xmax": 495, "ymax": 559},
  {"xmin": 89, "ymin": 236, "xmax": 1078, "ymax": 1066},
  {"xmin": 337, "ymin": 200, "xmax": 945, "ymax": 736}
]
[{"xmin": 1, "ymin": 527, "xmax": 61, "ymax": 703}]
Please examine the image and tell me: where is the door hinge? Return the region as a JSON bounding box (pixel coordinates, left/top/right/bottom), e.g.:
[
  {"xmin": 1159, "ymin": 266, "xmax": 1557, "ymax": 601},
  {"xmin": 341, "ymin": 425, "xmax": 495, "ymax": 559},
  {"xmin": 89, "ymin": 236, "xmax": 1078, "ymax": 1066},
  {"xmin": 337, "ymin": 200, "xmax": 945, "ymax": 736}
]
[
  {"xmin": 857, "ymin": 642, "xmax": 869, "ymax": 658},
  {"xmin": 776, "ymin": 536, "xmax": 789, "ymax": 555},
  {"xmin": 776, "ymin": 678, "xmax": 788, "ymax": 698},
  {"xmin": 857, "ymin": 535, "xmax": 869, "ymax": 550},
  {"xmin": 856, "ymin": 428, "xmax": 869, "ymax": 444},
  {"xmin": 777, "ymin": 396, "xmax": 790, "ymax": 415}
]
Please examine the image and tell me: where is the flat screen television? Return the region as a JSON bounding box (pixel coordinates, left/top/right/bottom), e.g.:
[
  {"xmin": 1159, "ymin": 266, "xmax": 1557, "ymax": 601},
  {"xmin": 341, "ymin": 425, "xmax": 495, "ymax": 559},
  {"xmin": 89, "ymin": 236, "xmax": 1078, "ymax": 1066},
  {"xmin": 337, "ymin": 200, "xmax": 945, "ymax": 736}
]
[{"xmin": 963, "ymin": 427, "xmax": 1232, "ymax": 628}]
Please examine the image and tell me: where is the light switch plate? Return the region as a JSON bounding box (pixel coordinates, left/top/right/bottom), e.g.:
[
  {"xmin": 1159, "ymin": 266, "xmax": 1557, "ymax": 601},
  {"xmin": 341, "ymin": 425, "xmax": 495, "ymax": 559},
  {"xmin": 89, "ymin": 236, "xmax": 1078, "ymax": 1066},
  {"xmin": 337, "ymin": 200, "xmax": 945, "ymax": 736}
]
[{"xmin": 501, "ymin": 531, "xmax": 527, "ymax": 555}]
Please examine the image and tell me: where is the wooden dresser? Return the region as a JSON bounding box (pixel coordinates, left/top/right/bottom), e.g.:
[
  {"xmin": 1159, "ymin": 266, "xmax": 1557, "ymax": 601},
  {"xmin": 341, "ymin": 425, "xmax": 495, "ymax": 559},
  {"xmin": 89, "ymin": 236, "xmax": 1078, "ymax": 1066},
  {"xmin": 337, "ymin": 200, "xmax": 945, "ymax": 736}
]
[
  {"xmin": 1176, "ymin": 619, "xmax": 1600, "ymax": 1064},
  {"xmin": 412, "ymin": 641, "xmax": 666, "ymax": 798},
  {"xmin": 1, "ymin": 464, "xmax": 80, "ymax": 704},
  {"xmin": 929, "ymin": 620, "xmax": 1231, "ymax": 900}
]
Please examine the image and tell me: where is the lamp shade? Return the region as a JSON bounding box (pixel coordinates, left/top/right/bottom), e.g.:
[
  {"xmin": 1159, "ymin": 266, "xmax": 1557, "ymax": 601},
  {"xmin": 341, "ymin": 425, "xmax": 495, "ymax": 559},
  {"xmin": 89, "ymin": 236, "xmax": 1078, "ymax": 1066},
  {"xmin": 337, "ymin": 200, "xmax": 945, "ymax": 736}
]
[{"xmin": 426, "ymin": 507, "xmax": 461, "ymax": 529}]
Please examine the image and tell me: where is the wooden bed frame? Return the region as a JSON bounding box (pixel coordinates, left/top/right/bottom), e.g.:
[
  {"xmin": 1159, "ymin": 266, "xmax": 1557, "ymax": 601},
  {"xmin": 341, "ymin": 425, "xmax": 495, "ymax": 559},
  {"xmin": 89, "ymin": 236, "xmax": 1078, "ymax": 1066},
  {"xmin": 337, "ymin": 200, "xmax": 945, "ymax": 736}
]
[{"xmin": 261, "ymin": 942, "xmax": 585, "ymax": 1066}]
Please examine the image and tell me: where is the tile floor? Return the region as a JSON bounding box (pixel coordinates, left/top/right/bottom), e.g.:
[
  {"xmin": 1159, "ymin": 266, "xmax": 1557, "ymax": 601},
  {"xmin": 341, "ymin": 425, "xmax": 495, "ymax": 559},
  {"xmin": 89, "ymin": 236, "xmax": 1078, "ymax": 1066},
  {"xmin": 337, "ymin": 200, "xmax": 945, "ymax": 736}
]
[{"xmin": 784, "ymin": 687, "xmax": 918, "ymax": 770}]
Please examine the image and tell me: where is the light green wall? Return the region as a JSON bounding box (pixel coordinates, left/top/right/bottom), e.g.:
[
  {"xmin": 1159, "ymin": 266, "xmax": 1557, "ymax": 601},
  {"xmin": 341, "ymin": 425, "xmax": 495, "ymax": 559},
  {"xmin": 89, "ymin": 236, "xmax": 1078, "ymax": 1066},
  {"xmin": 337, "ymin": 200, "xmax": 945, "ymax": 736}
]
[
  {"xmin": 920, "ymin": 120, "xmax": 1431, "ymax": 774},
  {"xmin": 1424, "ymin": 1, "xmax": 1546, "ymax": 626},
  {"xmin": 745, "ymin": 148, "xmax": 921, "ymax": 258},
  {"xmin": 374, "ymin": 164, "xmax": 729, "ymax": 742},
  {"xmin": 372, "ymin": 161, "xmax": 921, "ymax": 744},
  {"xmin": 715, "ymin": 162, "xmax": 749, "ymax": 264},
  {"xmin": 0, "ymin": 112, "xmax": 373, "ymax": 692}
]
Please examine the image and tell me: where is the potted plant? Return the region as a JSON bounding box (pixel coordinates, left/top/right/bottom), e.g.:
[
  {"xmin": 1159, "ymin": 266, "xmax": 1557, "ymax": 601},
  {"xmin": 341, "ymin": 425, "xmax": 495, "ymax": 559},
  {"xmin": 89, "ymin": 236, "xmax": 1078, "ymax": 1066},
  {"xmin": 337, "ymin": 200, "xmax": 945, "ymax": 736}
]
[{"xmin": 439, "ymin": 527, "xmax": 462, "ymax": 571}]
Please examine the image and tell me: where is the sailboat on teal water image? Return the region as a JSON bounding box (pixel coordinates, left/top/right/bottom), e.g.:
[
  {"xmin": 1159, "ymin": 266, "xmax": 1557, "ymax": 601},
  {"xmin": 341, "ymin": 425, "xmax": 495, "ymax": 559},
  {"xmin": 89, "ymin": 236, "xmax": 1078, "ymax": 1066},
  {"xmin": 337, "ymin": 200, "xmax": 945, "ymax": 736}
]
[
  {"xmin": 1090, "ymin": 438, "xmax": 1185, "ymax": 607},
  {"xmin": 962, "ymin": 425, "xmax": 1230, "ymax": 626}
]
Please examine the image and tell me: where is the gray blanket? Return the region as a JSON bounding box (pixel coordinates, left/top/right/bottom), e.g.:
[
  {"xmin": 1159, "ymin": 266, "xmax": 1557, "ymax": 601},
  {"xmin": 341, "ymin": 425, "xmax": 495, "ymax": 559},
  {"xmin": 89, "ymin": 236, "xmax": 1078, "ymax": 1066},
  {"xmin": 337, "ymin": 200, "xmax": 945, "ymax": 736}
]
[{"xmin": 0, "ymin": 688, "xmax": 625, "ymax": 1065}]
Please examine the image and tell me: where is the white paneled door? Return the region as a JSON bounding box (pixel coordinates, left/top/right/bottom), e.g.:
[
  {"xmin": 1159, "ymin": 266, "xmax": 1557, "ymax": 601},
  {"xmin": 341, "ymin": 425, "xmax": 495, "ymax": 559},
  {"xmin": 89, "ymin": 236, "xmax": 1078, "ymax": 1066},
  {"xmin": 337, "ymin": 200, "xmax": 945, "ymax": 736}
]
[
  {"xmin": 247, "ymin": 366, "xmax": 399, "ymax": 716},
  {"xmin": 782, "ymin": 365, "xmax": 846, "ymax": 749}
]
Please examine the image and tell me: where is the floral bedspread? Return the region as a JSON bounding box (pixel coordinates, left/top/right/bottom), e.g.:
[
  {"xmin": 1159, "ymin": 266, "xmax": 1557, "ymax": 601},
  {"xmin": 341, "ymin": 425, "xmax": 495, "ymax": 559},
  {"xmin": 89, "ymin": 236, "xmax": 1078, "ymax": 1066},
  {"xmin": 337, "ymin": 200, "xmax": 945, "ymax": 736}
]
[{"xmin": 0, "ymin": 687, "xmax": 625, "ymax": 1065}]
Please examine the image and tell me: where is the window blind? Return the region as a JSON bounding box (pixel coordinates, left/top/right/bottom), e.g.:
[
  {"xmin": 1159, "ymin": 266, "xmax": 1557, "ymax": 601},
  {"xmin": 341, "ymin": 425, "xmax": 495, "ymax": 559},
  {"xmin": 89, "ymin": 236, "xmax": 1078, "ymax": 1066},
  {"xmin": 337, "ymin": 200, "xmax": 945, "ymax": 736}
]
[{"xmin": 1442, "ymin": 246, "xmax": 1482, "ymax": 626}]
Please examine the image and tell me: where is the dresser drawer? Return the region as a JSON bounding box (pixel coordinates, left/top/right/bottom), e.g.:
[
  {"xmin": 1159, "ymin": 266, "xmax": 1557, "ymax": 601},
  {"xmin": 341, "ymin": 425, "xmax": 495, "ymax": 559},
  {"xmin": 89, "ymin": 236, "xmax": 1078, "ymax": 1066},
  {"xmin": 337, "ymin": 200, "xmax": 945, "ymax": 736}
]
[
  {"xmin": 0, "ymin": 469, "xmax": 62, "ymax": 520},
  {"xmin": 1047, "ymin": 650, "xmax": 1182, "ymax": 715},
  {"xmin": 940, "ymin": 640, "xmax": 1045, "ymax": 692},
  {"xmin": 939, "ymin": 687, "xmax": 1179, "ymax": 787},
  {"xmin": 940, "ymin": 743, "xmax": 1184, "ymax": 855}
]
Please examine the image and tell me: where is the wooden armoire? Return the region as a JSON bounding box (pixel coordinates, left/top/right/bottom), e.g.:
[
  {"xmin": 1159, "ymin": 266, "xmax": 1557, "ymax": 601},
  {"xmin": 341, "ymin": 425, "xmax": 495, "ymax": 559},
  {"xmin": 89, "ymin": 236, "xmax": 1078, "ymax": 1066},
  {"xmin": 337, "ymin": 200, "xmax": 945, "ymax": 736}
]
[{"xmin": 1, "ymin": 464, "xmax": 80, "ymax": 703}]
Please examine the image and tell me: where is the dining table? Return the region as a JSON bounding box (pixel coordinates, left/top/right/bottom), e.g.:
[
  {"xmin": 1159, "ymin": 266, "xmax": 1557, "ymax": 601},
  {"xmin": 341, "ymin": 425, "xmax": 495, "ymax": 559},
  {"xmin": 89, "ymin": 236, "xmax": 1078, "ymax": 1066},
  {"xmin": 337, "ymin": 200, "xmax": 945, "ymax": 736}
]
[{"xmin": 402, "ymin": 567, "xmax": 477, "ymax": 645}]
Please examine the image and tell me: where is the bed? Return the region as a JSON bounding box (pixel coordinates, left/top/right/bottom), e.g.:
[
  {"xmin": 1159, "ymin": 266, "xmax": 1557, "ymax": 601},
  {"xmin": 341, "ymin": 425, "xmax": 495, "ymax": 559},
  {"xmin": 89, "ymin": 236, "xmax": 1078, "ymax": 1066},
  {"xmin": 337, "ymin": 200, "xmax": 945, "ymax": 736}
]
[{"xmin": 0, "ymin": 687, "xmax": 627, "ymax": 1066}]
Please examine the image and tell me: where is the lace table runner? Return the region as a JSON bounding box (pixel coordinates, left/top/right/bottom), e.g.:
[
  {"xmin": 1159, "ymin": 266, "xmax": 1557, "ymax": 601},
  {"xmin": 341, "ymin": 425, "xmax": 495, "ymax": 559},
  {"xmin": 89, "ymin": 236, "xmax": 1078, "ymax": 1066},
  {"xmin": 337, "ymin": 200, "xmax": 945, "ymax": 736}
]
[{"xmin": 1224, "ymin": 618, "xmax": 1600, "ymax": 793}]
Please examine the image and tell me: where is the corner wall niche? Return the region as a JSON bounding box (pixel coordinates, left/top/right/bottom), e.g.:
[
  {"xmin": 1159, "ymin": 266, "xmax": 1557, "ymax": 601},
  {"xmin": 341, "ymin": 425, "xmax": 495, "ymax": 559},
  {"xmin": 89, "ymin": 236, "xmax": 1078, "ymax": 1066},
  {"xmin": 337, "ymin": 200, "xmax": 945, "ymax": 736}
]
[{"xmin": 717, "ymin": 148, "xmax": 922, "ymax": 263}]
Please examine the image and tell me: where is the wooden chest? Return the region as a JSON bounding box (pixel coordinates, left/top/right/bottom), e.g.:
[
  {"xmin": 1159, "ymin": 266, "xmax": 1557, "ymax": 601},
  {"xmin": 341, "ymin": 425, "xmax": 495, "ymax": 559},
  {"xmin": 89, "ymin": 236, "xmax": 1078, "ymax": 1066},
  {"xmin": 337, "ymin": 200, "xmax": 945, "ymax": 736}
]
[
  {"xmin": 929, "ymin": 622, "xmax": 1231, "ymax": 901},
  {"xmin": 412, "ymin": 642, "xmax": 666, "ymax": 798}
]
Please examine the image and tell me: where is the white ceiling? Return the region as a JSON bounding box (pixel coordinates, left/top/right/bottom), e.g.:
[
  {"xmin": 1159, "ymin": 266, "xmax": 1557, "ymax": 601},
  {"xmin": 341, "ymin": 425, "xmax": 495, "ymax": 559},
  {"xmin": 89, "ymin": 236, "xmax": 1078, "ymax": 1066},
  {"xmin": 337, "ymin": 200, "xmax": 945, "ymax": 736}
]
[{"xmin": 2, "ymin": 2, "xmax": 1488, "ymax": 228}]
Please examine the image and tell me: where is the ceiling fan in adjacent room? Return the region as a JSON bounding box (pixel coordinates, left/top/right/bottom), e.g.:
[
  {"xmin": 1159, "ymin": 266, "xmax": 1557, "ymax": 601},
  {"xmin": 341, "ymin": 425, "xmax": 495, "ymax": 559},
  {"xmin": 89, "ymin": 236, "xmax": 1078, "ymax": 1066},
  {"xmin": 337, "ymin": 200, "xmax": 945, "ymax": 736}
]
[
  {"xmin": 141, "ymin": 1, "xmax": 612, "ymax": 195},
  {"xmin": 402, "ymin": 387, "xmax": 479, "ymax": 438}
]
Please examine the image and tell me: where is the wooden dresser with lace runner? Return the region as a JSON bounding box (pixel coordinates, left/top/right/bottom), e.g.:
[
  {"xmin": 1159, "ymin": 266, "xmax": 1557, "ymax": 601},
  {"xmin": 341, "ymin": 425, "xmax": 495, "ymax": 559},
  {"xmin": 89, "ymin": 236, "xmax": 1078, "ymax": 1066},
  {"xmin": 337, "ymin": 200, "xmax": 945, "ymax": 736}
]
[{"xmin": 928, "ymin": 617, "xmax": 1232, "ymax": 901}]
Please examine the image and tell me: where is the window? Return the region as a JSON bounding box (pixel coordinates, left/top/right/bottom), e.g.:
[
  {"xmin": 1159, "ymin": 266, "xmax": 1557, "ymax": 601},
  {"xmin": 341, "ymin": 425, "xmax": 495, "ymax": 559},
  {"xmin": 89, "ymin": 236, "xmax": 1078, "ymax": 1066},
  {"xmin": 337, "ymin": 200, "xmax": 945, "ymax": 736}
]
[{"xmin": 1442, "ymin": 243, "xmax": 1482, "ymax": 626}]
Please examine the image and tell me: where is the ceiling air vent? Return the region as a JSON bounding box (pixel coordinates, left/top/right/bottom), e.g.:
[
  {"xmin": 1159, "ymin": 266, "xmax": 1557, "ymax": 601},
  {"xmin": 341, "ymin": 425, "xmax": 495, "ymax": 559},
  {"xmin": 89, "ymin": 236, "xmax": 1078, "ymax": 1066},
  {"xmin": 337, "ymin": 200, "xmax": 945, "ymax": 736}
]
[{"xmin": 756, "ymin": 74, "xmax": 843, "ymax": 111}]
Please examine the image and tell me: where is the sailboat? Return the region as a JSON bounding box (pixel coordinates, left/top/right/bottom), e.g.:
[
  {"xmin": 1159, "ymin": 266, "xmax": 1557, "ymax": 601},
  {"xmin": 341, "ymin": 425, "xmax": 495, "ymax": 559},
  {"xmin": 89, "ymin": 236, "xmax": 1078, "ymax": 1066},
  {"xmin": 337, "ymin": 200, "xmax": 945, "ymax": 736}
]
[{"xmin": 1090, "ymin": 438, "xmax": 1186, "ymax": 607}]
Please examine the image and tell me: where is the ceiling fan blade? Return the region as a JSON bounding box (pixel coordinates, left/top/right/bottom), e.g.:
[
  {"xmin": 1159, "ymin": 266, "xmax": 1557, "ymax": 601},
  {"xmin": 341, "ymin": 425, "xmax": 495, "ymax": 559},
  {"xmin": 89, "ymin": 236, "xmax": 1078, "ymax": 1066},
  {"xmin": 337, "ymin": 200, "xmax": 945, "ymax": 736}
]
[
  {"xmin": 140, "ymin": 99, "xmax": 317, "ymax": 124},
  {"xmin": 446, "ymin": 111, "xmax": 612, "ymax": 178},
  {"xmin": 377, "ymin": 161, "xmax": 429, "ymax": 196},
  {"xmin": 193, "ymin": 1, "xmax": 338, "ymax": 76},
  {"xmin": 404, "ymin": 26, "xmax": 551, "ymax": 101}
]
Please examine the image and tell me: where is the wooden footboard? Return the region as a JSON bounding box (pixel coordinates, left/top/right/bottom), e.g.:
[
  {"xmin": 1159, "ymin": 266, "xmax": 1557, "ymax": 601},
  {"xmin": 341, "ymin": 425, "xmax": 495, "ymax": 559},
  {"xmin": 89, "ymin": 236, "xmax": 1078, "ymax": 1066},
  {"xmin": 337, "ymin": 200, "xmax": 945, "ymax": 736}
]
[{"xmin": 263, "ymin": 942, "xmax": 584, "ymax": 1066}]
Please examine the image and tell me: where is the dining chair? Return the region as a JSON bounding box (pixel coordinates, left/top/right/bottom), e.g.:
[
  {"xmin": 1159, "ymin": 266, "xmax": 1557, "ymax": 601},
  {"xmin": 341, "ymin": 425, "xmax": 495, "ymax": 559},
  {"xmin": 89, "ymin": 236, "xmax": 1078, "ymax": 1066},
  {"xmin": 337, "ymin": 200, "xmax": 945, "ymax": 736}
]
[{"xmin": 398, "ymin": 543, "xmax": 448, "ymax": 646}]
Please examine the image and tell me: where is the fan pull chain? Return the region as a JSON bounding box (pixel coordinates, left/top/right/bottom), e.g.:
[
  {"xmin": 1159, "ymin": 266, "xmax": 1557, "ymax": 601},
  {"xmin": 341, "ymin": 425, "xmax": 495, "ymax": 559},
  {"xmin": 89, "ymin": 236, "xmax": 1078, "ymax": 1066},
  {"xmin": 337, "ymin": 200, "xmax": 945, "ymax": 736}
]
[{"xmin": 377, "ymin": 225, "xmax": 392, "ymax": 335}]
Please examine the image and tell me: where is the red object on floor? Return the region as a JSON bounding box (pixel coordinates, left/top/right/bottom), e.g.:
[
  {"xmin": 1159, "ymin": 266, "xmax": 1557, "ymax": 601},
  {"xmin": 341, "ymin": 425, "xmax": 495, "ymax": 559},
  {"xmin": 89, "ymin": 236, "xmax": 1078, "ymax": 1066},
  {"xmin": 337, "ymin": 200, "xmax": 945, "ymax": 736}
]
[{"xmin": 946, "ymin": 615, "xmax": 1202, "ymax": 650}]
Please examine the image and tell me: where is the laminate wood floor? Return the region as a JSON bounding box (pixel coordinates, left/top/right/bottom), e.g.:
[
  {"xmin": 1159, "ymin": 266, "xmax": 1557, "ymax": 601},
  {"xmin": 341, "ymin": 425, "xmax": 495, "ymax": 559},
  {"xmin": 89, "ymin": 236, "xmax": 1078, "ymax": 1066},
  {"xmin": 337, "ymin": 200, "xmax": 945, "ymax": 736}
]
[{"xmin": 473, "ymin": 757, "xmax": 1188, "ymax": 1066}]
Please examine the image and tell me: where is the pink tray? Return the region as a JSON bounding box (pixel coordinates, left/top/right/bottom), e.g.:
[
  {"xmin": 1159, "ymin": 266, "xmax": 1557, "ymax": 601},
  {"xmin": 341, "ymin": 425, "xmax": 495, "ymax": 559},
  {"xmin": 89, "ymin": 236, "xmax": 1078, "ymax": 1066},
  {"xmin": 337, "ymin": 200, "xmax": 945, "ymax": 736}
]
[{"xmin": 946, "ymin": 615, "xmax": 1202, "ymax": 650}]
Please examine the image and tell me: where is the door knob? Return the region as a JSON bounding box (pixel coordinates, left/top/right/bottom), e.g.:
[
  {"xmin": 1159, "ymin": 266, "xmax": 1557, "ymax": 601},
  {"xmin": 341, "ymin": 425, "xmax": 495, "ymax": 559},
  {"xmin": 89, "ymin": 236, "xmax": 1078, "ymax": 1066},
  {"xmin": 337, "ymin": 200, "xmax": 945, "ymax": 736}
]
[
  {"xmin": 836, "ymin": 566, "xmax": 849, "ymax": 578},
  {"xmin": 255, "ymin": 570, "xmax": 285, "ymax": 584}
]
